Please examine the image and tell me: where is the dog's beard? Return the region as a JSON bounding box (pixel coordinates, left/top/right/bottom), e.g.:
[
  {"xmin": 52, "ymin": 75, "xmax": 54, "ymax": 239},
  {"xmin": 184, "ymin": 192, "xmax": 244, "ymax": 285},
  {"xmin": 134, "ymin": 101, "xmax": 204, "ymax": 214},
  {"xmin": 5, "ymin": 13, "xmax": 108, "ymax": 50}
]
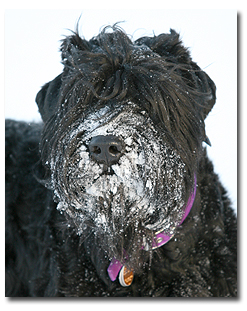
[{"xmin": 51, "ymin": 104, "xmax": 187, "ymax": 268}]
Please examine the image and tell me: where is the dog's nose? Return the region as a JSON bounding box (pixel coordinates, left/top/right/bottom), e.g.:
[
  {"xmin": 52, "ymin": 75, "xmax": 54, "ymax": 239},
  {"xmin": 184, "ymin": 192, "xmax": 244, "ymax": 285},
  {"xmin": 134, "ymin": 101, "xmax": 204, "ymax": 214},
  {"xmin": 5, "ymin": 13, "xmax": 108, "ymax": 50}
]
[{"xmin": 88, "ymin": 135, "xmax": 125, "ymax": 166}]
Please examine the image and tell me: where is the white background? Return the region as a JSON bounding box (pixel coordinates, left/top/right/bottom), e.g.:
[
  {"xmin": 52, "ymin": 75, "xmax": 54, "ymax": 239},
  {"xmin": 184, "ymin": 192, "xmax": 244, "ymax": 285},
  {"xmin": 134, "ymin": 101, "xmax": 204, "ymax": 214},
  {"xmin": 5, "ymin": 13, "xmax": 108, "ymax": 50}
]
[{"xmin": 5, "ymin": 9, "xmax": 237, "ymax": 214}]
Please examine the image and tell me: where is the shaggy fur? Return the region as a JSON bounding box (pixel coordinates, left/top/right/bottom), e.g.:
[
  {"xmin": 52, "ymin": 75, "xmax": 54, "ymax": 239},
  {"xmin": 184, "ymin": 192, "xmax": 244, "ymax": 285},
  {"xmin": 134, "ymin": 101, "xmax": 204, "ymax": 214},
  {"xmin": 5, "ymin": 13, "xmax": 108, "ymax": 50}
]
[{"xmin": 5, "ymin": 25, "xmax": 237, "ymax": 297}]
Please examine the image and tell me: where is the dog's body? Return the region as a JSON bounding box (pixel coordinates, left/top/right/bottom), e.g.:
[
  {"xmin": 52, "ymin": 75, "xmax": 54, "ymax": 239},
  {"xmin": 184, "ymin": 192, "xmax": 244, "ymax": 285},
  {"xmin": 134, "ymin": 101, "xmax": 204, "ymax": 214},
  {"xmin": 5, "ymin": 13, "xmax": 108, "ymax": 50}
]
[{"xmin": 5, "ymin": 26, "xmax": 237, "ymax": 297}]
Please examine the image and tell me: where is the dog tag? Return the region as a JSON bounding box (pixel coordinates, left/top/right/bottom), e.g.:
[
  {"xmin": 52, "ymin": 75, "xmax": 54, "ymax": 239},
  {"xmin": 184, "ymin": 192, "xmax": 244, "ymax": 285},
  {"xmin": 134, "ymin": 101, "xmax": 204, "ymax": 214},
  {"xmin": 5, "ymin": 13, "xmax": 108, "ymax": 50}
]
[{"xmin": 119, "ymin": 266, "xmax": 134, "ymax": 286}]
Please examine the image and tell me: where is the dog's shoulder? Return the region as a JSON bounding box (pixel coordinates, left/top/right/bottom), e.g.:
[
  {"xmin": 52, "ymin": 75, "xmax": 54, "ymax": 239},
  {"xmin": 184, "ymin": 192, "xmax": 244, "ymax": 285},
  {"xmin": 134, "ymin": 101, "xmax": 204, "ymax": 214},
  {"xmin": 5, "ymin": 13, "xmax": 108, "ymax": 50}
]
[
  {"xmin": 5, "ymin": 119, "xmax": 43, "ymax": 203},
  {"xmin": 5, "ymin": 120, "xmax": 56, "ymax": 297},
  {"xmin": 5, "ymin": 119, "xmax": 42, "ymax": 170}
]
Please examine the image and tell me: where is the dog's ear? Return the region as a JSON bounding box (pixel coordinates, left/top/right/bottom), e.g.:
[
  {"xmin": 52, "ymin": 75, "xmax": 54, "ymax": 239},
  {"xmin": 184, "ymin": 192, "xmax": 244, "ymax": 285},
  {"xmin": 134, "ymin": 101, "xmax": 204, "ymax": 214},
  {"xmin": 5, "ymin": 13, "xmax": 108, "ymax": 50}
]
[
  {"xmin": 135, "ymin": 29, "xmax": 192, "ymax": 64},
  {"xmin": 189, "ymin": 62, "xmax": 216, "ymax": 120},
  {"xmin": 36, "ymin": 34, "xmax": 91, "ymax": 123},
  {"xmin": 135, "ymin": 29, "xmax": 216, "ymax": 120},
  {"xmin": 35, "ymin": 74, "xmax": 62, "ymax": 123}
]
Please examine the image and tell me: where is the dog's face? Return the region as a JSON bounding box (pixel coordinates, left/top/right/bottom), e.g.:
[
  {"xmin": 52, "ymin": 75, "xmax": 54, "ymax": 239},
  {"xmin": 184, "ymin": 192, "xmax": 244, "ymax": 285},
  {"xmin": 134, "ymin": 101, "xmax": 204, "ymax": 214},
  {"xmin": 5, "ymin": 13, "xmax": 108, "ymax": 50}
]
[
  {"xmin": 36, "ymin": 26, "xmax": 216, "ymax": 272},
  {"xmin": 51, "ymin": 102, "xmax": 186, "ymax": 259}
]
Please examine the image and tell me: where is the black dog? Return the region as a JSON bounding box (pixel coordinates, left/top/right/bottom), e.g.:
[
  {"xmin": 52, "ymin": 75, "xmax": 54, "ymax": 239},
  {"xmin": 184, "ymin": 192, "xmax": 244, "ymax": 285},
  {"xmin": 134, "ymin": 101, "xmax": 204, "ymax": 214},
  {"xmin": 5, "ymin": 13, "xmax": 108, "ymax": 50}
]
[{"xmin": 5, "ymin": 25, "xmax": 237, "ymax": 297}]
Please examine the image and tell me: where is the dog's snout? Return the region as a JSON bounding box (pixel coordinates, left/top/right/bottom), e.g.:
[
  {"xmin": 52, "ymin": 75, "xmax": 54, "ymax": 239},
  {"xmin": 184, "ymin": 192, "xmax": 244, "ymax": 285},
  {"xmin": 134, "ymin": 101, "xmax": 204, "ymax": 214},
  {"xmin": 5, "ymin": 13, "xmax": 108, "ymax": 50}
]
[{"xmin": 88, "ymin": 135, "xmax": 125, "ymax": 166}]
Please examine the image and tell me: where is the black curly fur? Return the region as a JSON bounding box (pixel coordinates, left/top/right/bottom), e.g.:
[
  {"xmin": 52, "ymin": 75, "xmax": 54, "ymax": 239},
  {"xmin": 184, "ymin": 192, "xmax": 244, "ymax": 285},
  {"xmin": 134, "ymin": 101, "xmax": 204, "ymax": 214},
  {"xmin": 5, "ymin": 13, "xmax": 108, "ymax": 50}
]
[{"xmin": 5, "ymin": 25, "xmax": 237, "ymax": 297}]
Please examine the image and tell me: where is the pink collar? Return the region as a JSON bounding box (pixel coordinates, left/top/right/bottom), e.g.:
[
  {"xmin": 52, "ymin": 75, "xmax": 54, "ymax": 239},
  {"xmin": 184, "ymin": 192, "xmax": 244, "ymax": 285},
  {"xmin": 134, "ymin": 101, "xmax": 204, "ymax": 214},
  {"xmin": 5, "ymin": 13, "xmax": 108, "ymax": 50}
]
[{"xmin": 107, "ymin": 175, "xmax": 197, "ymax": 284}]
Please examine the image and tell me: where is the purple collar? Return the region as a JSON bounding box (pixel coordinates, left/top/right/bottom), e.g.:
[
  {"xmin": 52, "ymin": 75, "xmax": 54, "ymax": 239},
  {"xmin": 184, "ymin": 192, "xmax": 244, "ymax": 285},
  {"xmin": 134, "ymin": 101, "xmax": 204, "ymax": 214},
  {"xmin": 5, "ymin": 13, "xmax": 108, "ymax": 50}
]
[{"xmin": 107, "ymin": 175, "xmax": 197, "ymax": 285}]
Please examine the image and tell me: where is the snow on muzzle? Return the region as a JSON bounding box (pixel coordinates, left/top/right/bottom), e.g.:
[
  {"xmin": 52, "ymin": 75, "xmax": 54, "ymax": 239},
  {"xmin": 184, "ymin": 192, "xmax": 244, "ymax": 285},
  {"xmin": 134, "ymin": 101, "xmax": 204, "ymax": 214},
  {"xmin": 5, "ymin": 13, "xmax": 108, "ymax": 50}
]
[{"xmin": 52, "ymin": 105, "xmax": 187, "ymax": 240}]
